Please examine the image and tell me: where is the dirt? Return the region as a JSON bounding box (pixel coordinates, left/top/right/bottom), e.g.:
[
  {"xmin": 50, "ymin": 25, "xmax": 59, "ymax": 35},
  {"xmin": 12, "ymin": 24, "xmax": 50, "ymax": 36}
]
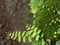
[
  {"xmin": 5, "ymin": 0, "xmax": 33, "ymax": 31},
  {"xmin": 0, "ymin": 0, "xmax": 33, "ymax": 45}
]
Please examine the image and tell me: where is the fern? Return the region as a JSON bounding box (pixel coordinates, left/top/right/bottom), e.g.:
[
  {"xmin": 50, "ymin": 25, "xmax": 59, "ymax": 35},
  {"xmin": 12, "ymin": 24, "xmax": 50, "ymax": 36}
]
[{"xmin": 7, "ymin": 24, "xmax": 42, "ymax": 42}]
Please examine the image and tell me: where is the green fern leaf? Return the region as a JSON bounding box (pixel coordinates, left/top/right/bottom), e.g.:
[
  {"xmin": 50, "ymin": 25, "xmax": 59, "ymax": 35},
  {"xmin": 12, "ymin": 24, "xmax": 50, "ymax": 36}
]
[
  {"xmin": 28, "ymin": 36, "xmax": 32, "ymax": 43},
  {"xmin": 17, "ymin": 31, "xmax": 21, "ymax": 42}
]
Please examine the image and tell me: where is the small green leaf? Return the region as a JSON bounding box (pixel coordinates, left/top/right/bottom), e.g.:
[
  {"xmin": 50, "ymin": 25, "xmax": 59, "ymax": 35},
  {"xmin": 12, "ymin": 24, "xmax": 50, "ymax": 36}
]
[
  {"xmin": 13, "ymin": 31, "xmax": 18, "ymax": 40},
  {"xmin": 11, "ymin": 31, "xmax": 15, "ymax": 39},
  {"xmin": 57, "ymin": 11, "xmax": 60, "ymax": 15},
  {"xmin": 28, "ymin": 30, "xmax": 33, "ymax": 35},
  {"xmin": 53, "ymin": 10, "xmax": 56, "ymax": 13},
  {"xmin": 34, "ymin": 27, "xmax": 38, "ymax": 32},
  {"xmin": 37, "ymin": 29, "xmax": 41, "ymax": 34},
  {"xmin": 51, "ymin": 20, "xmax": 54, "ymax": 23},
  {"xmin": 23, "ymin": 37, "xmax": 26, "ymax": 43},
  {"xmin": 42, "ymin": 39, "xmax": 45, "ymax": 45},
  {"xmin": 42, "ymin": 5, "xmax": 45, "ymax": 8},
  {"xmin": 25, "ymin": 24, "xmax": 29, "ymax": 28},
  {"xmin": 18, "ymin": 37, "xmax": 21, "ymax": 42},
  {"xmin": 22, "ymin": 31, "xmax": 26, "ymax": 37},
  {"xmin": 56, "ymin": 17, "xmax": 58, "ymax": 21},
  {"xmin": 49, "ymin": 23, "xmax": 52, "ymax": 25},
  {"xmin": 59, "ymin": 25, "xmax": 60, "ymax": 27},
  {"xmin": 58, "ymin": 19, "xmax": 60, "ymax": 22},
  {"xmin": 35, "ymin": 35, "xmax": 40, "ymax": 41},
  {"xmin": 54, "ymin": 21, "xmax": 57, "ymax": 24},
  {"xmin": 31, "ymin": 25, "xmax": 35, "ymax": 30},
  {"xmin": 31, "ymin": 32, "xmax": 37, "ymax": 38},
  {"xmin": 28, "ymin": 36, "xmax": 32, "ymax": 43},
  {"xmin": 25, "ymin": 31, "xmax": 29, "ymax": 37},
  {"xmin": 54, "ymin": 32, "xmax": 57, "ymax": 34},
  {"xmin": 57, "ymin": 28, "xmax": 60, "ymax": 34},
  {"xmin": 8, "ymin": 32, "xmax": 12, "ymax": 37},
  {"xmin": 46, "ymin": 39, "xmax": 51, "ymax": 43},
  {"xmin": 41, "ymin": 33, "xmax": 44, "ymax": 38},
  {"xmin": 17, "ymin": 31, "xmax": 21, "ymax": 42},
  {"xmin": 53, "ymin": 35, "xmax": 57, "ymax": 38},
  {"xmin": 51, "ymin": 6, "xmax": 53, "ymax": 9},
  {"xmin": 47, "ymin": 8, "xmax": 50, "ymax": 11},
  {"xmin": 26, "ymin": 27, "xmax": 31, "ymax": 30}
]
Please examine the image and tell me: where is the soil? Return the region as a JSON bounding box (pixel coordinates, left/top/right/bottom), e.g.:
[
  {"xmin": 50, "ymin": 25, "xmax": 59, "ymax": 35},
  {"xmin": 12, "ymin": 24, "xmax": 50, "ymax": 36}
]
[
  {"xmin": 5, "ymin": 0, "xmax": 33, "ymax": 31},
  {"xmin": 0, "ymin": 0, "xmax": 33, "ymax": 45}
]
